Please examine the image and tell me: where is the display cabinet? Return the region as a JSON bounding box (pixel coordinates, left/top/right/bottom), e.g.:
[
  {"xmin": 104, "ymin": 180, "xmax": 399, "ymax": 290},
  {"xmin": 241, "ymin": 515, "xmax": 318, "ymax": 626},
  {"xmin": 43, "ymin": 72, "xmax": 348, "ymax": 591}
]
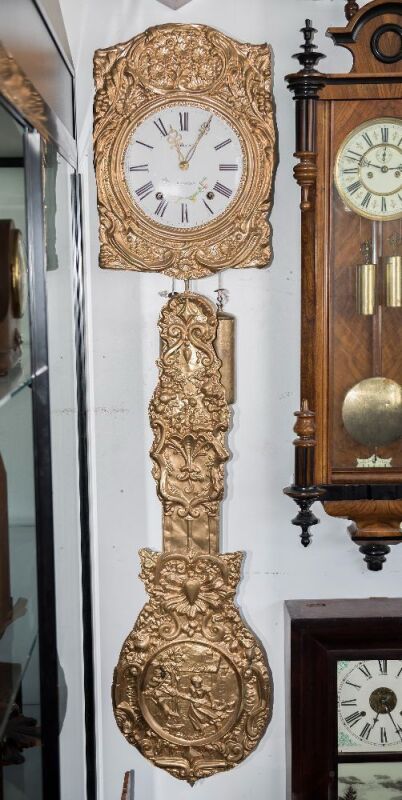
[{"xmin": 0, "ymin": 1, "xmax": 93, "ymax": 798}]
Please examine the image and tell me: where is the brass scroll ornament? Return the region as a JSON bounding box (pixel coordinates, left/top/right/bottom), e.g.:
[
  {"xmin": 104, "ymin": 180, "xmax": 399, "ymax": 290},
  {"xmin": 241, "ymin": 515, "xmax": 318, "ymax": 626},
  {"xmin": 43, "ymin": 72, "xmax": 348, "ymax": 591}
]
[{"xmin": 113, "ymin": 294, "xmax": 272, "ymax": 782}]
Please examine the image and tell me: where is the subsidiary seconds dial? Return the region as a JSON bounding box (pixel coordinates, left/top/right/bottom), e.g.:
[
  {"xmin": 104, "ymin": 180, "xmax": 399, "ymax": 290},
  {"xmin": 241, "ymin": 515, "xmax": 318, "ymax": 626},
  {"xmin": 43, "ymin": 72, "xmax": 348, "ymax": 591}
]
[
  {"xmin": 123, "ymin": 105, "xmax": 244, "ymax": 230},
  {"xmin": 335, "ymin": 118, "xmax": 402, "ymax": 220},
  {"xmin": 338, "ymin": 659, "xmax": 402, "ymax": 753}
]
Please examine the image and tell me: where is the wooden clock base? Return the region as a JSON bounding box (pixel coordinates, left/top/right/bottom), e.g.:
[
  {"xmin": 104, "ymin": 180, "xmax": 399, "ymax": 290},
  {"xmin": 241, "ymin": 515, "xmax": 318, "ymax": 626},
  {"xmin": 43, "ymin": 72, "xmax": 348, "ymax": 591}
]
[{"xmin": 324, "ymin": 500, "xmax": 402, "ymax": 570}]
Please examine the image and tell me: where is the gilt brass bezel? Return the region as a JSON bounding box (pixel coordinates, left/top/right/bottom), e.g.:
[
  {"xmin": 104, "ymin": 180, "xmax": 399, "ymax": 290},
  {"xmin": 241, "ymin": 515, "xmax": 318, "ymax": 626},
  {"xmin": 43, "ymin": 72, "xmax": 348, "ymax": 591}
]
[{"xmin": 117, "ymin": 98, "xmax": 248, "ymax": 237}]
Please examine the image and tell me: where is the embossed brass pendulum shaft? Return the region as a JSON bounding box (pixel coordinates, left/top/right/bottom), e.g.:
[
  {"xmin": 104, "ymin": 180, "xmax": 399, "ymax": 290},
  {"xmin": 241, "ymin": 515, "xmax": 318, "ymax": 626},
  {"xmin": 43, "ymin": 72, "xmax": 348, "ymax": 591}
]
[{"xmin": 113, "ymin": 292, "xmax": 272, "ymax": 783}]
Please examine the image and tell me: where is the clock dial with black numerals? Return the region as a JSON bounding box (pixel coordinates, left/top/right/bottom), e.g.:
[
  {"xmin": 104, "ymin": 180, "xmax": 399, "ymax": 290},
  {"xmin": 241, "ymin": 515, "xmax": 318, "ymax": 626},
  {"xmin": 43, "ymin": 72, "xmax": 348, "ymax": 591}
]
[
  {"xmin": 123, "ymin": 105, "xmax": 244, "ymax": 230},
  {"xmin": 338, "ymin": 659, "xmax": 402, "ymax": 753},
  {"xmin": 335, "ymin": 118, "xmax": 402, "ymax": 221}
]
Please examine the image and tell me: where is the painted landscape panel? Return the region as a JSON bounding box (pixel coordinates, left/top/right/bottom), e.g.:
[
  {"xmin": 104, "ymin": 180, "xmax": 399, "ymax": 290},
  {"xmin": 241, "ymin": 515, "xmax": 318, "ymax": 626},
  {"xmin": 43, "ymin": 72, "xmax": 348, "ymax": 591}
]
[{"xmin": 338, "ymin": 762, "xmax": 402, "ymax": 799}]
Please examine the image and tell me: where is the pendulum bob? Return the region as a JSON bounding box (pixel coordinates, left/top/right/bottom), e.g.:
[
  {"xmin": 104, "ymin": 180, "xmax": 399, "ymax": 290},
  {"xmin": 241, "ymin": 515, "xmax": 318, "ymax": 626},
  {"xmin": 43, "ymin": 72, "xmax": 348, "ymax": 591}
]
[
  {"xmin": 342, "ymin": 377, "xmax": 402, "ymax": 451},
  {"xmin": 113, "ymin": 548, "xmax": 272, "ymax": 783},
  {"xmin": 385, "ymin": 255, "xmax": 402, "ymax": 308},
  {"xmin": 0, "ymin": 453, "xmax": 12, "ymax": 637},
  {"xmin": 113, "ymin": 293, "xmax": 272, "ymax": 783},
  {"xmin": 214, "ymin": 311, "xmax": 236, "ymax": 405},
  {"xmin": 356, "ymin": 262, "xmax": 376, "ymax": 316}
]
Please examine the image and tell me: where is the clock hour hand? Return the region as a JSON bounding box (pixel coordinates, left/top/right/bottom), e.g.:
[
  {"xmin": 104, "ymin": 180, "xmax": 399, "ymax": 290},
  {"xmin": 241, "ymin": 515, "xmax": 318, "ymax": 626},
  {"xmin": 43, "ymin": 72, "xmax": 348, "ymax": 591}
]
[{"xmin": 167, "ymin": 128, "xmax": 184, "ymax": 163}]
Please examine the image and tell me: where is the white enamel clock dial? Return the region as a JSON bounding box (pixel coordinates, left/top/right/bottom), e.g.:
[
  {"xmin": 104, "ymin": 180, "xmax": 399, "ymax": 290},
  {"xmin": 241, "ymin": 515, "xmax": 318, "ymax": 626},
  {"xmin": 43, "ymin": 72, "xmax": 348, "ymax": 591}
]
[
  {"xmin": 338, "ymin": 659, "xmax": 402, "ymax": 753},
  {"xmin": 123, "ymin": 105, "xmax": 244, "ymax": 230},
  {"xmin": 335, "ymin": 117, "xmax": 402, "ymax": 221}
]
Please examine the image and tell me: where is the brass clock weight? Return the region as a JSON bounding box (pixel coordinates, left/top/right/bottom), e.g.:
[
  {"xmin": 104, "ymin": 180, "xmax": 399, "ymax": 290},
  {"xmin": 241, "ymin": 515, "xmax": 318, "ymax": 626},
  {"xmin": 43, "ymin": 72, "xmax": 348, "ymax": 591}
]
[
  {"xmin": 93, "ymin": 24, "xmax": 276, "ymax": 782},
  {"xmin": 285, "ymin": 2, "xmax": 402, "ymax": 570}
]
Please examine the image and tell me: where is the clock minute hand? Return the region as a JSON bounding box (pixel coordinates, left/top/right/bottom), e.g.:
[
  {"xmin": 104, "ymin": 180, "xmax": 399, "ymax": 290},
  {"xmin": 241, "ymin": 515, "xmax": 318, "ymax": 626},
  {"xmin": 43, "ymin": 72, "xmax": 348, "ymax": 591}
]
[
  {"xmin": 185, "ymin": 115, "xmax": 213, "ymax": 163},
  {"xmin": 384, "ymin": 705, "xmax": 402, "ymax": 742}
]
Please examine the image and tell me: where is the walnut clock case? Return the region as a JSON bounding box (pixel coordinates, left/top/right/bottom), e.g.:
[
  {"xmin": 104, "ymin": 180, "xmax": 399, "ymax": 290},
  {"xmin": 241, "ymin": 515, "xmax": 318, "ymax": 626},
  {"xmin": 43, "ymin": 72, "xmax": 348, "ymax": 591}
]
[
  {"xmin": 93, "ymin": 24, "xmax": 276, "ymax": 783},
  {"xmin": 286, "ymin": 598, "xmax": 402, "ymax": 800},
  {"xmin": 285, "ymin": 2, "xmax": 402, "ymax": 570}
]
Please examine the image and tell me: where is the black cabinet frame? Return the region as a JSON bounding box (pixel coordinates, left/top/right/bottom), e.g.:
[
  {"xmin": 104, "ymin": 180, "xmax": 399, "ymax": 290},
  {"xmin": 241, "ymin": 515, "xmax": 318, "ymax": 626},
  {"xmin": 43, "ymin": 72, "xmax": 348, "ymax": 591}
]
[{"xmin": 0, "ymin": 2, "xmax": 95, "ymax": 796}]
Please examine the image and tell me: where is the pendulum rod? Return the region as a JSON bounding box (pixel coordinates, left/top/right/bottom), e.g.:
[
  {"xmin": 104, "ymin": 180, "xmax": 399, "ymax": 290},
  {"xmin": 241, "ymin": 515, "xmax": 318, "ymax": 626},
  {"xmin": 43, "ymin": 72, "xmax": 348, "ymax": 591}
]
[{"xmin": 372, "ymin": 220, "xmax": 383, "ymax": 379}]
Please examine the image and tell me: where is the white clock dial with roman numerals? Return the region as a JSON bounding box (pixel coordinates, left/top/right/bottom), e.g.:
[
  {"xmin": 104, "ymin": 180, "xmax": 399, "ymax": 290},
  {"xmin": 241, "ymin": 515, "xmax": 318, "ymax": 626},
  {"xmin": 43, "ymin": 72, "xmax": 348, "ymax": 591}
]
[
  {"xmin": 335, "ymin": 118, "xmax": 402, "ymax": 221},
  {"xmin": 123, "ymin": 105, "xmax": 244, "ymax": 230},
  {"xmin": 338, "ymin": 659, "xmax": 402, "ymax": 753}
]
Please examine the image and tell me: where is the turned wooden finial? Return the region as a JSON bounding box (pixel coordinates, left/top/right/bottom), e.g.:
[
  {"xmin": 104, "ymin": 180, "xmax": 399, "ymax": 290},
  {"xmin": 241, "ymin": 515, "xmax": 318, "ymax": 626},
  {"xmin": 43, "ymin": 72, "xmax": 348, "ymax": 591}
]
[
  {"xmin": 292, "ymin": 19, "xmax": 326, "ymax": 74},
  {"xmin": 345, "ymin": 0, "xmax": 360, "ymax": 21},
  {"xmin": 293, "ymin": 398, "xmax": 316, "ymax": 441}
]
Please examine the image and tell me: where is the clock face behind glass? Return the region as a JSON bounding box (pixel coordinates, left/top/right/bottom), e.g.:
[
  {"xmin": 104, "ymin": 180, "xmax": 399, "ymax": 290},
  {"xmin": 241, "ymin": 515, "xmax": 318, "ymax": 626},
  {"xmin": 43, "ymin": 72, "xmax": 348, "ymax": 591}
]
[
  {"xmin": 123, "ymin": 105, "xmax": 244, "ymax": 230},
  {"xmin": 338, "ymin": 659, "xmax": 402, "ymax": 753},
  {"xmin": 334, "ymin": 117, "xmax": 402, "ymax": 221}
]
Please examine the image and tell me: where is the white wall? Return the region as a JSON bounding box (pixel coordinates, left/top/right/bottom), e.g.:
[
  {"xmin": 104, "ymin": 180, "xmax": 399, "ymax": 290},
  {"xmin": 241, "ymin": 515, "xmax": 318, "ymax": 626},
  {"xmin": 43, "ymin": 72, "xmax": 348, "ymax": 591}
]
[{"xmin": 58, "ymin": 1, "xmax": 402, "ymax": 798}]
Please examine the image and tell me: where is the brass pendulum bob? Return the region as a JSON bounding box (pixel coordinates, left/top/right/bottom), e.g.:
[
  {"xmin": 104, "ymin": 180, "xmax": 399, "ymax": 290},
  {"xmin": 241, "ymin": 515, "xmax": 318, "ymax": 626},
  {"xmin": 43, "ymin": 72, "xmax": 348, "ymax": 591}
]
[{"xmin": 112, "ymin": 288, "xmax": 272, "ymax": 783}]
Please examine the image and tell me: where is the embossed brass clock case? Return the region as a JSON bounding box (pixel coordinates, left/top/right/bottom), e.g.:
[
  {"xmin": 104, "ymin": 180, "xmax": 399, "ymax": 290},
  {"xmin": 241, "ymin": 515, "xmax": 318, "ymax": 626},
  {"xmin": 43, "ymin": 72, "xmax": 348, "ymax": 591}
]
[{"xmin": 93, "ymin": 24, "xmax": 275, "ymax": 279}]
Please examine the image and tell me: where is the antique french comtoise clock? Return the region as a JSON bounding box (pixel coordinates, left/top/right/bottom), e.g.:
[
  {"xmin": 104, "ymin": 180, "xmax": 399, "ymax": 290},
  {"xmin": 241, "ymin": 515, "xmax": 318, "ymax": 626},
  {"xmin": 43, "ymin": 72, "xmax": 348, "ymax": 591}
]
[
  {"xmin": 285, "ymin": 0, "xmax": 402, "ymax": 570},
  {"xmin": 93, "ymin": 24, "xmax": 276, "ymax": 782}
]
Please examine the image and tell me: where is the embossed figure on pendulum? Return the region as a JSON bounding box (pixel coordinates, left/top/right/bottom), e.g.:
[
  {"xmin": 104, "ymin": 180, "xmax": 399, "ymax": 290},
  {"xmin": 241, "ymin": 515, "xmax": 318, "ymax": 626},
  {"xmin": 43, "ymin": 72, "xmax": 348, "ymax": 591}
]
[
  {"xmin": 93, "ymin": 22, "xmax": 276, "ymax": 783},
  {"xmin": 113, "ymin": 292, "xmax": 272, "ymax": 783}
]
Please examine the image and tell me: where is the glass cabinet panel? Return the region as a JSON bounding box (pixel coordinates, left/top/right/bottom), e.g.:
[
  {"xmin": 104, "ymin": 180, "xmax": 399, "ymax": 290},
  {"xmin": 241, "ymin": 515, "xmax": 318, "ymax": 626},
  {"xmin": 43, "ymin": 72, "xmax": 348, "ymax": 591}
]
[
  {"xmin": 0, "ymin": 103, "xmax": 43, "ymax": 799},
  {"xmin": 44, "ymin": 144, "xmax": 86, "ymax": 794}
]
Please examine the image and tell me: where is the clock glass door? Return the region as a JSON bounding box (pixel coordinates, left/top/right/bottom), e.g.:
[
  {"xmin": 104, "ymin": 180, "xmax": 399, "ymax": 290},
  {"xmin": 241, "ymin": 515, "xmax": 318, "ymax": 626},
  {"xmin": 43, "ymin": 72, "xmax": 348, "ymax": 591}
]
[
  {"xmin": 123, "ymin": 104, "xmax": 245, "ymax": 229},
  {"xmin": 337, "ymin": 659, "xmax": 402, "ymax": 799},
  {"xmin": 326, "ymin": 100, "xmax": 402, "ymax": 483},
  {"xmin": 0, "ymin": 103, "xmax": 44, "ymax": 800}
]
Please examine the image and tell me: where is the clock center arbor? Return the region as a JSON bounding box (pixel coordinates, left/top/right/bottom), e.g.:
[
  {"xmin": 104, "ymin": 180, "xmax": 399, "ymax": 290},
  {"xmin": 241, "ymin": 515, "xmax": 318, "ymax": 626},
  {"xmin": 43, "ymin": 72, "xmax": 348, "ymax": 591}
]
[
  {"xmin": 93, "ymin": 23, "xmax": 276, "ymax": 782},
  {"xmin": 284, "ymin": 1, "xmax": 402, "ymax": 571}
]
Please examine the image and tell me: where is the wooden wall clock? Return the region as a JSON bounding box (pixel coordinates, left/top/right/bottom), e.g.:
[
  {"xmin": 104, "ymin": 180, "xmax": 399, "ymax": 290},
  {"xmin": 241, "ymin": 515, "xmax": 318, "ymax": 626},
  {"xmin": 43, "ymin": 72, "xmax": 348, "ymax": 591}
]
[
  {"xmin": 93, "ymin": 23, "xmax": 276, "ymax": 782},
  {"xmin": 286, "ymin": 598, "xmax": 402, "ymax": 800},
  {"xmin": 285, "ymin": 1, "xmax": 402, "ymax": 570}
]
